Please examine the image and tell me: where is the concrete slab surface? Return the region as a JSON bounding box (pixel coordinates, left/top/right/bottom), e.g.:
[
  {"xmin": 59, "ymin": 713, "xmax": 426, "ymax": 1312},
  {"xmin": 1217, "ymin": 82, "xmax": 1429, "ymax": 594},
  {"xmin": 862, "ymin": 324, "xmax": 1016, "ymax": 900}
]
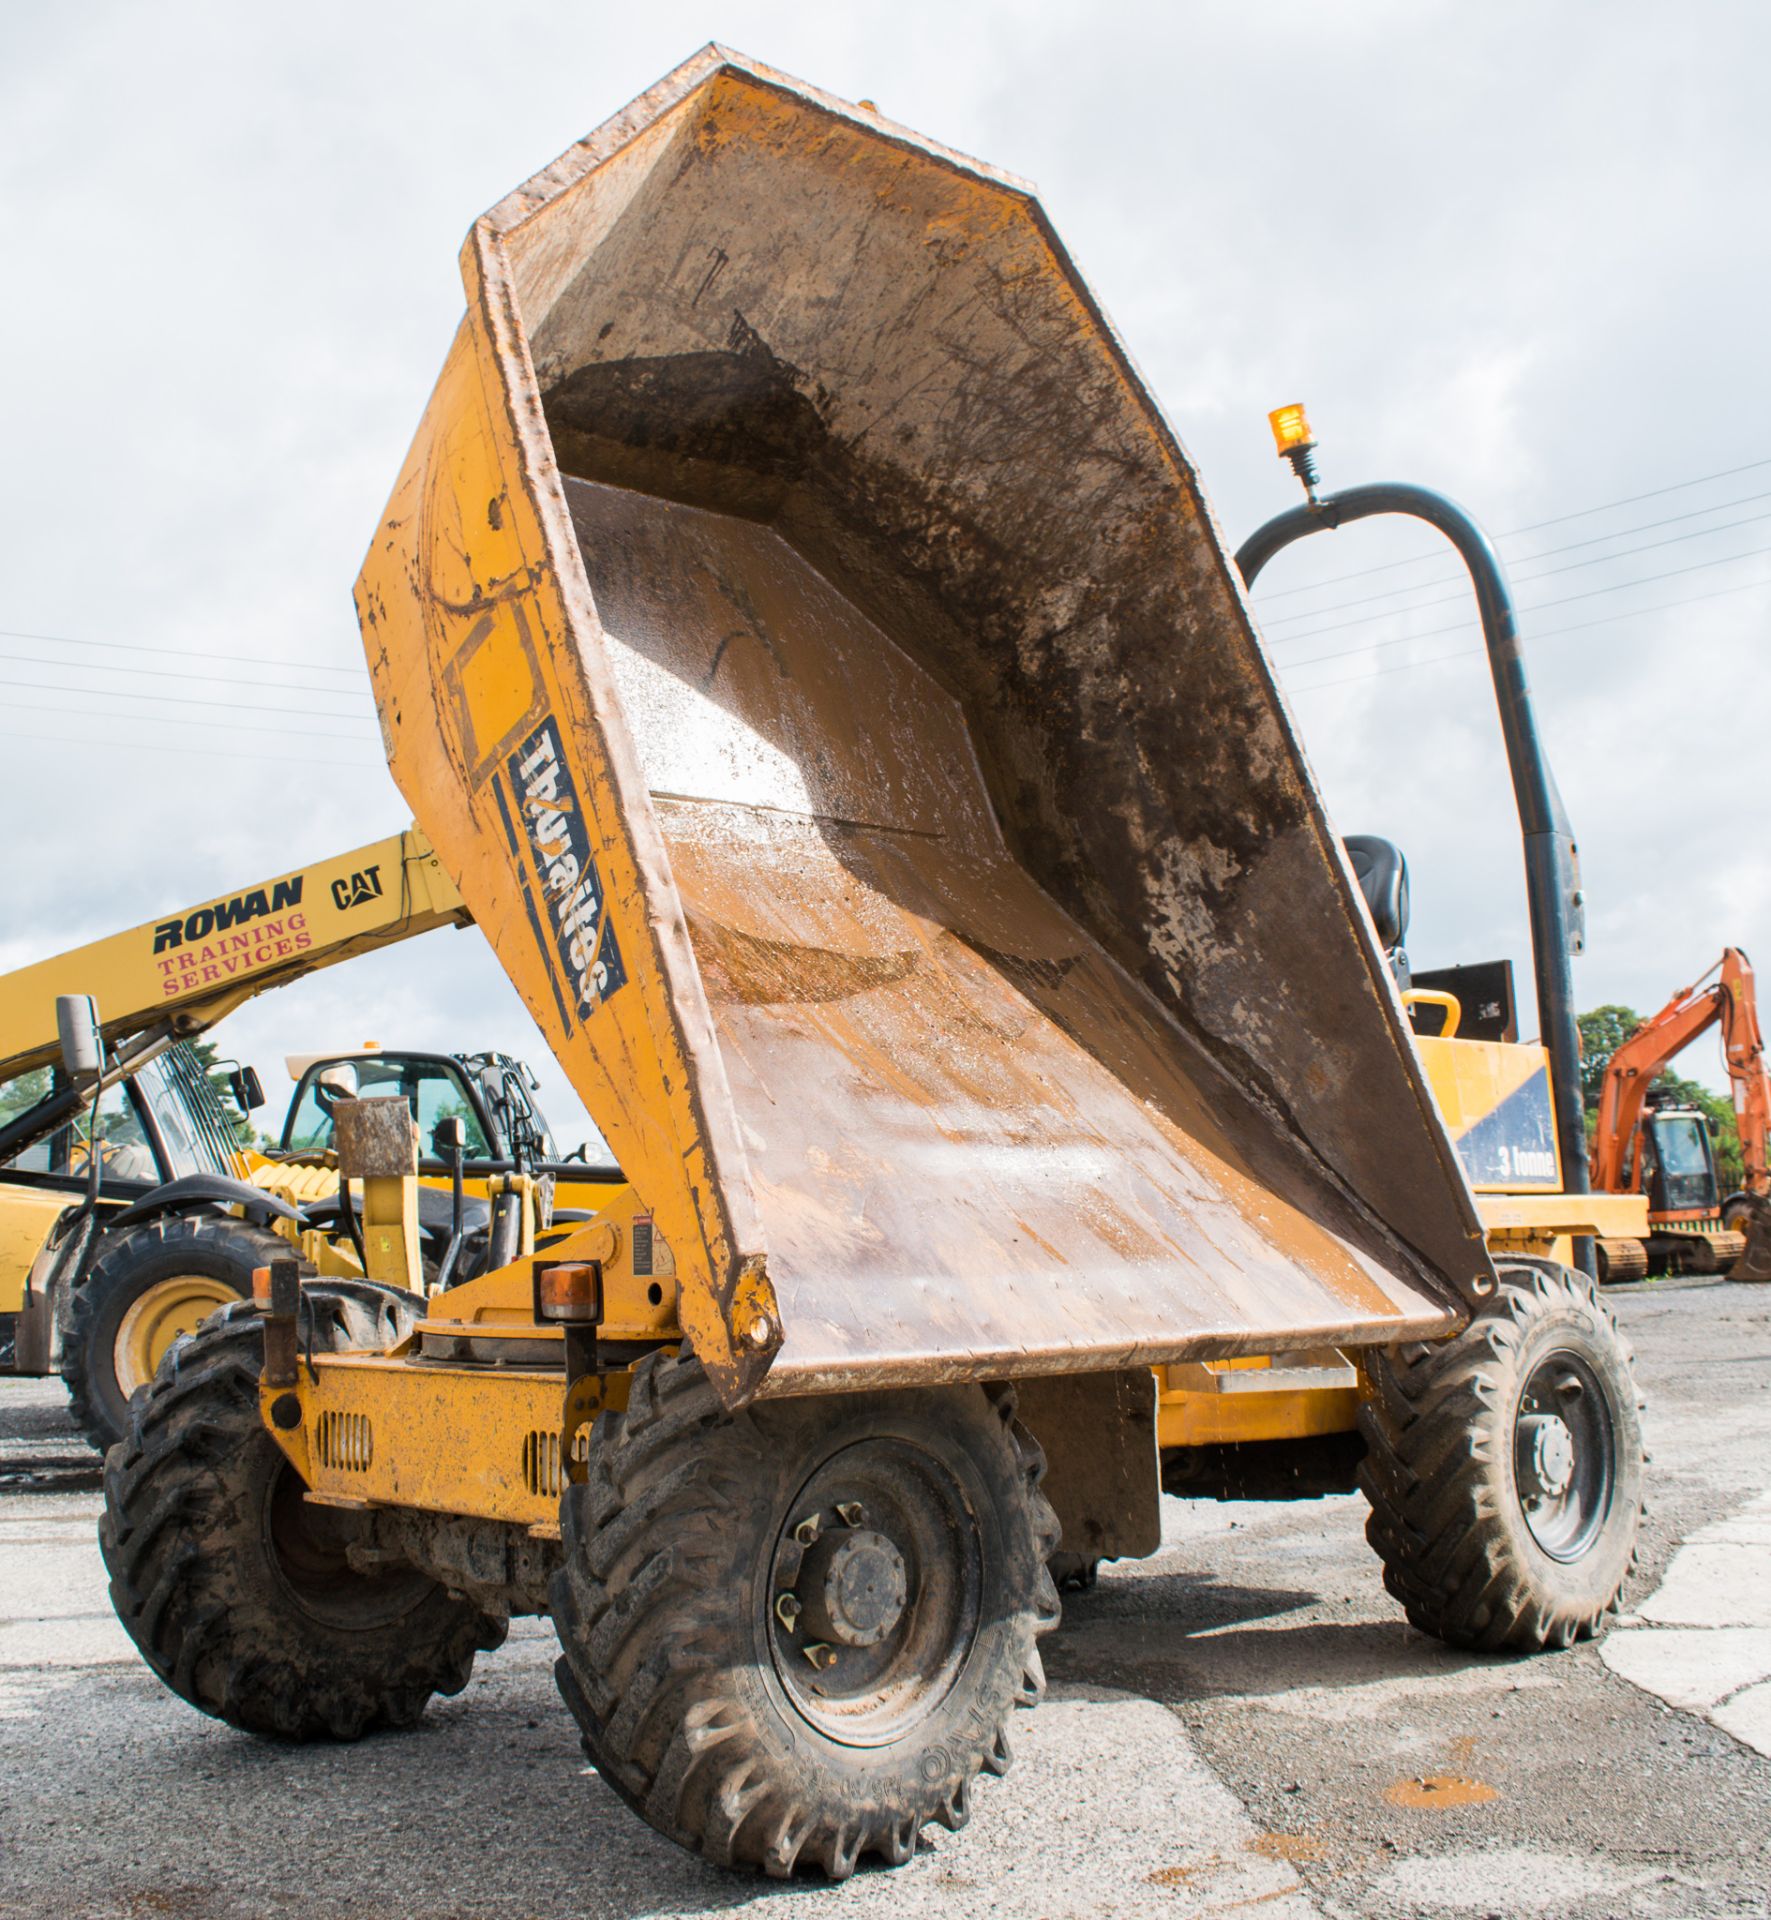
[{"xmin": 2, "ymin": 1274, "xmax": 1769, "ymax": 1918}]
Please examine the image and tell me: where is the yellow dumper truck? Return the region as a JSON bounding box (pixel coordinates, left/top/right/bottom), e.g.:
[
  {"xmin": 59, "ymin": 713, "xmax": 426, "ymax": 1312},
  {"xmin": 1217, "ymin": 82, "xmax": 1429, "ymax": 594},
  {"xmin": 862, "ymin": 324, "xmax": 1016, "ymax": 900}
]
[{"xmin": 98, "ymin": 50, "xmax": 1645, "ymax": 1881}]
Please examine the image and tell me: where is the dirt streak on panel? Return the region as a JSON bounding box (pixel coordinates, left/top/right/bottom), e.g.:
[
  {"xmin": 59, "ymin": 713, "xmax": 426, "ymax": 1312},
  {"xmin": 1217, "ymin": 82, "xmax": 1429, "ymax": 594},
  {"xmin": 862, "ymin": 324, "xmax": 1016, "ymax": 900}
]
[{"xmin": 555, "ymin": 474, "xmax": 1426, "ymax": 1376}]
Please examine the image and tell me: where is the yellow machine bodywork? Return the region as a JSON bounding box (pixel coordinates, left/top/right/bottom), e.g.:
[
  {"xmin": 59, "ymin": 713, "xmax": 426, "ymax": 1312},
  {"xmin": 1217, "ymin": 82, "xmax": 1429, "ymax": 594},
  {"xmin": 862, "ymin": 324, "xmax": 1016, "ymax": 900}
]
[
  {"xmin": 252, "ymin": 47, "xmax": 1568, "ymax": 1538},
  {"xmin": 1417, "ymin": 1033, "xmax": 1647, "ymax": 1262},
  {"xmin": 267, "ymin": 1191, "xmax": 669, "ymax": 1529},
  {"xmin": 0, "ymin": 814, "xmax": 622, "ymax": 1371},
  {"xmin": 353, "ymin": 48, "xmax": 1496, "ymax": 1426},
  {"xmin": 248, "ymin": 54, "xmax": 1663, "ymax": 1545},
  {"xmin": 1154, "ymin": 1030, "xmax": 1649, "ymax": 1449}
]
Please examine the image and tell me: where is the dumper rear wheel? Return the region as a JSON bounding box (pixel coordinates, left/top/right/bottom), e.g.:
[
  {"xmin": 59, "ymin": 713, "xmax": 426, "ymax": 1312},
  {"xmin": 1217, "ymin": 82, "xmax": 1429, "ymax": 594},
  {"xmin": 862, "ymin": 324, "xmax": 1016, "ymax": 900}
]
[
  {"xmin": 551, "ymin": 1352, "xmax": 1060, "ymax": 1879},
  {"xmin": 1359, "ymin": 1258, "xmax": 1643, "ymax": 1651},
  {"xmin": 100, "ymin": 1283, "xmax": 502, "ymax": 1738}
]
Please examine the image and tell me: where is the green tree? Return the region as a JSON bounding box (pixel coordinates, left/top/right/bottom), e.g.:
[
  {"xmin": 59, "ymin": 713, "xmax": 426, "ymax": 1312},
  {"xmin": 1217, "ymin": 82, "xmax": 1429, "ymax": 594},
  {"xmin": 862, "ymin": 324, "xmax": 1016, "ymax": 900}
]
[
  {"xmin": 188, "ymin": 1039, "xmax": 265, "ymax": 1149},
  {"xmin": 1577, "ymin": 1005, "xmax": 1641, "ymax": 1112},
  {"xmin": 1578, "ymin": 1004, "xmax": 1744, "ymax": 1191},
  {"xmin": 0, "ymin": 1066, "xmax": 52, "ymax": 1130}
]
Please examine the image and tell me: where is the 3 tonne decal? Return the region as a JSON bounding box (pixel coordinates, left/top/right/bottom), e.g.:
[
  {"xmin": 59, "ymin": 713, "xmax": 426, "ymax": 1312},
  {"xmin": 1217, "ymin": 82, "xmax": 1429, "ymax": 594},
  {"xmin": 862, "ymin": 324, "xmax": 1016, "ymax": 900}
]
[
  {"xmin": 498, "ymin": 719, "xmax": 627, "ymax": 1030},
  {"xmin": 1453, "ymin": 1063, "xmax": 1560, "ymax": 1188}
]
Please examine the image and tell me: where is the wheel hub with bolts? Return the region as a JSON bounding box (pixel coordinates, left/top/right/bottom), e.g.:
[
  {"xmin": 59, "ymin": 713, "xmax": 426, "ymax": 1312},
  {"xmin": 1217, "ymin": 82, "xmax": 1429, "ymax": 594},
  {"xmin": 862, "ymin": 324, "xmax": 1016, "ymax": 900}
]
[
  {"xmin": 765, "ymin": 1442, "xmax": 985, "ymax": 1748},
  {"xmin": 795, "ymin": 1525, "xmax": 909, "ymax": 1648},
  {"xmin": 1517, "ymin": 1411, "xmax": 1576, "ymax": 1500},
  {"xmin": 1512, "ymin": 1348, "xmax": 1617, "ymax": 1563}
]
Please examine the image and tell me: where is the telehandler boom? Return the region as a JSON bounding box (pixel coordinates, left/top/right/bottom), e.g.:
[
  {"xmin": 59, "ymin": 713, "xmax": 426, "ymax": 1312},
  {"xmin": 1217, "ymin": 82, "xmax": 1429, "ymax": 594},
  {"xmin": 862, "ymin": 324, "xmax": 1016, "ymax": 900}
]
[
  {"xmin": 0, "ymin": 824, "xmax": 465, "ymax": 1116},
  {"xmin": 99, "ymin": 49, "xmax": 1645, "ymax": 1884}
]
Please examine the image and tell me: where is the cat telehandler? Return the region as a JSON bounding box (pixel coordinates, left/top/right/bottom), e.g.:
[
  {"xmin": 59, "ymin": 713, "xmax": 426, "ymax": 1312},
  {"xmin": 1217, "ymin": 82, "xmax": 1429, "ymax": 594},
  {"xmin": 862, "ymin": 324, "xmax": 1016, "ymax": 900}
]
[
  {"xmin": 0, "ymin": 830, "xmax": 621, "ymax": 1448},
  {"xmin": 97, "ymin": 49, "xmax": 1647, "ymax": 1882}
]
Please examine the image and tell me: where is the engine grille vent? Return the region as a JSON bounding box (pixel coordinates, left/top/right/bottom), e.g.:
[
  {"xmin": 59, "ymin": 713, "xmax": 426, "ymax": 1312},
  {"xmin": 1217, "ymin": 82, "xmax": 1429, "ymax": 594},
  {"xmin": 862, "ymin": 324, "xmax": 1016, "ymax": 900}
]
[
  {"xmin": 523, "ymin": 1426, "xmax": 593, "ymax": 1499},
  {"xmin": 315, "ymin": 1409, "xmax": 373, "ymax": 1473}
]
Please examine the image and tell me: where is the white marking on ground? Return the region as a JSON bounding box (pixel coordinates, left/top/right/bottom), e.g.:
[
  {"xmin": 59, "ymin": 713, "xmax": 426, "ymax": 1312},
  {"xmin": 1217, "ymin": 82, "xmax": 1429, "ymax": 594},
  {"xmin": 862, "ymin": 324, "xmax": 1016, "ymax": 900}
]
[
  {"xmin": 1603, "ymin": 1491, "xmax": 1771, "ymax": 1756},
  {"xmin": 1372, "ymin": 1844, "xmax": 1650, "ymax": 1911}
]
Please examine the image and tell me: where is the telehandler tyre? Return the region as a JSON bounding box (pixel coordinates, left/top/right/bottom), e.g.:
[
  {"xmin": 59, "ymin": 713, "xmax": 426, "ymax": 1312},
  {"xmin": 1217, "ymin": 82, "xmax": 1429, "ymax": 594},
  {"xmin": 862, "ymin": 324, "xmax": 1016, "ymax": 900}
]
[
  {"xmin": 1359, "ymin": 1258, "xmax": 1644, "ymax": 1651},
  {"xmin": 64, "ymin": 1212, "xmax": 286, "ymax": 1455},
  {"xmin": 551, "ymin": 1352, "xmax": 1061, "ymax": 1879},
  {"xmin": 100, "ymin": 1281, "xmax": 502, "ymax": 1739}
]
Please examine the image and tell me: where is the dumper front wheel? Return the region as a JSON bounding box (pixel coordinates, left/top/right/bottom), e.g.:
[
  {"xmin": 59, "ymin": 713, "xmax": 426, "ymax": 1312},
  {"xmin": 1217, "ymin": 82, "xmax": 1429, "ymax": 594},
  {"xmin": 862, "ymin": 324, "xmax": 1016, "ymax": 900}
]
[
  {"xmin": 100, "ymin": 1284, "xmax": 503, "ymax": 1738},
  {"xmin": 551, "ymin": 1353, "xmax": 1060, "ymax": 1879},
  {"xmin": 1359, "ymin": 1258, "xmax": 1643, "ymax": 1651}
]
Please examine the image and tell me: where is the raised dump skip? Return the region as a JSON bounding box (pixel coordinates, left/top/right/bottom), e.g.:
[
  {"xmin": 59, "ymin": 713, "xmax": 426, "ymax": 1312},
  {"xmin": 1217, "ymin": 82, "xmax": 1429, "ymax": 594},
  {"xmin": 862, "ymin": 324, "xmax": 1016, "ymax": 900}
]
[{"xmin": 356, "ymin": 46, "xmax": 1488, "ymax": 1405}]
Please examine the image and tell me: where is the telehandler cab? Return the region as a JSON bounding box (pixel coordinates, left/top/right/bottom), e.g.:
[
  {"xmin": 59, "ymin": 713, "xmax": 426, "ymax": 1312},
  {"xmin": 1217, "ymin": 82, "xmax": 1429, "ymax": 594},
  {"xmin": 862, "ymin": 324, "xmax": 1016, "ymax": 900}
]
[{"xmin": 99, "ymin": 50, "xmax": 1646, "ymax": 1882}]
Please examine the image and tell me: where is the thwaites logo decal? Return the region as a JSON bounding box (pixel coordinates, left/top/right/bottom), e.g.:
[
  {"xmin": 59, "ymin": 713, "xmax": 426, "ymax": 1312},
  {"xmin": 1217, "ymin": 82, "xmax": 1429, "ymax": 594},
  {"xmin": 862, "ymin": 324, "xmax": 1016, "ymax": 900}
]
[{"xmin": 502, "ymin": 720, "xmax": 627, "ymax": 1028}]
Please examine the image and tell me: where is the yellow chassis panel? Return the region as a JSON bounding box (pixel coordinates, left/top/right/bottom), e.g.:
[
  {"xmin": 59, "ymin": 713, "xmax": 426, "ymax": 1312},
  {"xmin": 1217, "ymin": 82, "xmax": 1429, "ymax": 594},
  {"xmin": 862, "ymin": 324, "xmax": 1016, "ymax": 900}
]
[
  {"xmin": 1157, "ymin": 1381, "xmax": 1359, "ymax": 1447},
  {"xmin": 265, "ymin": 1356, "xmax": 574, "ymax": 1533},
  {"xmin": 251, "ymin": 1174, "xmax": 1650, "ymax": 1532},
  {"xmin": 1477, "ymin": 1191, "xmax": 1648, "ymax": 1239}
]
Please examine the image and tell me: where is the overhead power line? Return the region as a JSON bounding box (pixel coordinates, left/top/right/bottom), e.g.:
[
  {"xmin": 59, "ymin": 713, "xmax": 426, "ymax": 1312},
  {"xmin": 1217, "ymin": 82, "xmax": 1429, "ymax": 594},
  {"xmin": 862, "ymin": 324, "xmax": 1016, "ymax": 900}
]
[
  {"xmin": 1502, "ymin": 456, "xmax": 1771, "ymax": 535},
  {"xmin": 5, "ymin": 693, "xmax": 385, "ymax": 751},
  {"xmin": 0, "ymin": 626, "xmax": 367, "ymax": 677},
  {"xmin": 0, "ymin": 725, "xmax": 382, "ymax": 774},
  {"xmin": 1263, "ymin": 503, "xmax": 1771, "ymax": 637},
  {"xmin": 1284, "ymin": 572, "xmax": 1771, "ymax": 696},
  {"xmin": 0, "ymin": 647, "xmax": 373, "ymax": 699},
  {"xmin": 0, "ymin": 672, "xmax": 382, "ymax": 725},
  {"xmin": 1270, "ymin": 540, "xmax": 1771, "ymax": 662},
  {"xmin": 1250, "ymin": 455, "xmax": 1771, "ymax": 602}
]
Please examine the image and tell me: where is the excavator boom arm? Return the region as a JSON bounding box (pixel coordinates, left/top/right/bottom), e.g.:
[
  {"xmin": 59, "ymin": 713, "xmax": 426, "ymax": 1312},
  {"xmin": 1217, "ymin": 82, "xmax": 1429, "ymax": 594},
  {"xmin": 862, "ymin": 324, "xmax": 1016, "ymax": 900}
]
[
  {"xmin": 1589, "ymin": 948, "xmax": 1769, "ymax": 1193},
  {"xmin": 0, "ymin": 827, "xmax": 467, "ymax": 1084},
  {"xmin": 1720, "ymin": 949, "xmax": 1770, "ymax": 1193}
]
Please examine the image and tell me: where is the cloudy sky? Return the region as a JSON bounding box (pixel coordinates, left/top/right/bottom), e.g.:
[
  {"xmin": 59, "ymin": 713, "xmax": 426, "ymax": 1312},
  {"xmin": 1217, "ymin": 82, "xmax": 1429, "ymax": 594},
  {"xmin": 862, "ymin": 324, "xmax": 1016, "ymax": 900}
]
[{"xmin": 2, "ymin": 0, "xmax": 1766, "ymax": 1143}]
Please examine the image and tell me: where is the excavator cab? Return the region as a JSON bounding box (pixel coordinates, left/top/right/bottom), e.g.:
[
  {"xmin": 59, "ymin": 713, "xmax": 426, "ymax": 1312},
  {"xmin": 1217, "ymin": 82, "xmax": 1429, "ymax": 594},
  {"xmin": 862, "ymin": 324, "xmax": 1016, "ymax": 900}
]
[{"xmin": 1636, "ymin": 1101, "xmax": 1722, "ymax": 1219}]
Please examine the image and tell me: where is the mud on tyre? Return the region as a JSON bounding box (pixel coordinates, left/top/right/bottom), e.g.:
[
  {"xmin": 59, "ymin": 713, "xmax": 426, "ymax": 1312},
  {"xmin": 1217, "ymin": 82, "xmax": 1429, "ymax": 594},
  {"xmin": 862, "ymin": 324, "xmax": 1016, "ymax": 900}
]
[
  {"xmin": 100, "ymin": 1279, "xmax": 503, "ymax": 1738},
  {"xmin": 551, "ymin": 1352, "xmax": 1061, "ymax": 1879},
  {"xmin": 1359, "ymin": 1257, "xmax": 1645, "ymax": 1651}
]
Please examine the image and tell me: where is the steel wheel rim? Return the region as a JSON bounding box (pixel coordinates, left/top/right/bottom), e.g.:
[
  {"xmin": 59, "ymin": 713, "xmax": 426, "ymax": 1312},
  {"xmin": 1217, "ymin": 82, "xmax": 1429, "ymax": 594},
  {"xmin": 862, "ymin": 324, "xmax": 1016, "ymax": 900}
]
[
  {"xmin": 112, "ymin": 1275, "xmax": 240, "ymax": 1396},
  {"xmin": 1514, "ymin": 1347, "xmax": 1616, "ymax": 1562},
  {"xmin": 262, "ymin": 1464, "xmax": 432, "ymax": 1628},
  {"xmin": 765, "ymin": 1437, "xmax": 982, "ymax": 1749}
]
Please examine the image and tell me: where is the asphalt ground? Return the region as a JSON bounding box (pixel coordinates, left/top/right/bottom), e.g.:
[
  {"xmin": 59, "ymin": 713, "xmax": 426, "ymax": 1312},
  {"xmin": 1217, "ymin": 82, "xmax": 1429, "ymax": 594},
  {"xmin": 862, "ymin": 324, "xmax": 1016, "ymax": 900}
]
[{"xmin": 2, "ymin": 1275, "xmax": 1768, "ymax": 1920}]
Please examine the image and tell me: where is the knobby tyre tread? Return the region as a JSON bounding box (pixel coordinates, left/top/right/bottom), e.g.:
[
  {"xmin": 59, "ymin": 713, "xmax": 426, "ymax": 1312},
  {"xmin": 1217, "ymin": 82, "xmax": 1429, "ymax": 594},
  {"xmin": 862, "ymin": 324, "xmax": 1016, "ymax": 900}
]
[
  {"xmin": 64, "ymin": 1212, "xmax": 288, "ymax": 1455},
  {"xmin": 550, "ymin": 1351, "xmax": 1060, "ymax": 1879},
  {"xmin": 100, "ymin": 1282, "xmax": 500, "ymax": 1739},
  {"xmin": 1358, "ymin": 1257, "xmax": 1644, "ymax": 1652}
]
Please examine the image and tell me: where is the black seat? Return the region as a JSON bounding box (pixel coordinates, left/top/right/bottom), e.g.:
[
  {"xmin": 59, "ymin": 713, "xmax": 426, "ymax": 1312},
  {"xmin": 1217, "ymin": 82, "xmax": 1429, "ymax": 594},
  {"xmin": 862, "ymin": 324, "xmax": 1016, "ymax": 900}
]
[{"xmin": 1343, "ymin": 835, "xmax": 1410, "ymax": 957}]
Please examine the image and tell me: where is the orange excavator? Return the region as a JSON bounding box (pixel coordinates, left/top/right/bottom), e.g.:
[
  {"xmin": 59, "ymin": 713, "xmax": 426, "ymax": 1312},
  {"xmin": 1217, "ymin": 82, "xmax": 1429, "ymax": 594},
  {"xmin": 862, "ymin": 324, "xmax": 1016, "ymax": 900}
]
[{"xmin": 1588, "ymin": 947, "xmax": 1771, "ymax": 1281}]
